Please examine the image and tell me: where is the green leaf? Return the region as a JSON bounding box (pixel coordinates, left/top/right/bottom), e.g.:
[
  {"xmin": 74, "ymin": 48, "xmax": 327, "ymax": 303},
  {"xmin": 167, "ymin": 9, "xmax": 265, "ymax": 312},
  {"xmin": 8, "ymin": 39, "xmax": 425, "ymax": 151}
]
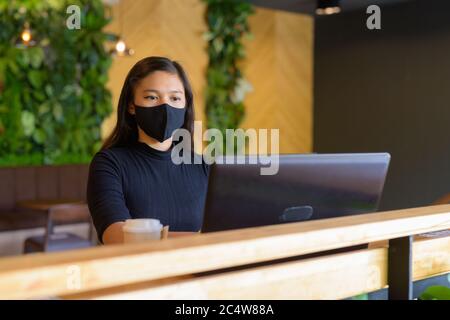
[
  {"xmin": 38, "ymin": 102, "xmax": 51, "ymax": 115},
  {"xmin": 45, "ymin": 84, "xmax": 54, "ymax": 97},
  {"xmin": 0, "ymin": 58, "xmax": 6, "ymax": 82},
  {"xmin": 93, "ymin": 141, "xmax": 102, "ymax": 153},
  {"xmin": 17, "ymin": 50, "xmax": 30, "ymax": 67},
  {"xmin": 212, "ymin": 38, "xmax": 224, "ymax": 53},
  {"xmin": 350, "ymin": 293, "xmax": 369, "ymax": 300},
  {"xmin": 52, "ymin": 102, "xmax": 63, "ymax": 121},
  {"xmin": 419, "ymin": 285, "xmax": 450, "ymax": 300},
  {"xmin": 60, "ymin": 85, "xmax": 76, "ymax": 100},
  {"xmin": 7, "ymin": 60, "xmax": 19, "ymax": 75},
  {"xmin": 28, "ymin": 70, "xmax": 42, "ymax": 88},
  {"xmin": 21, "ymin": 111, "xmax": 35, "ymax": 136},
  {"xmin": 29, "ymin": 47, "xmax": 44, "ymax": 68},
  {"xmin": 32, "ymin": 90, "xmax": 46, "ymax": 102},
  {"xmin": 32, "ymin": 128, "xmax": 46, "ymax": 144}
]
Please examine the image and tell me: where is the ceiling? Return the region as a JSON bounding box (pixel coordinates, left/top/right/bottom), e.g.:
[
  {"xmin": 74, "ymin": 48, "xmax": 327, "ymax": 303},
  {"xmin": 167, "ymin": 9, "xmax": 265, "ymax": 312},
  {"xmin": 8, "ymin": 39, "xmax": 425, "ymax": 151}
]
[{"xmin": 246, "ymin": 0, "xmax": 413, "ymax": 15}]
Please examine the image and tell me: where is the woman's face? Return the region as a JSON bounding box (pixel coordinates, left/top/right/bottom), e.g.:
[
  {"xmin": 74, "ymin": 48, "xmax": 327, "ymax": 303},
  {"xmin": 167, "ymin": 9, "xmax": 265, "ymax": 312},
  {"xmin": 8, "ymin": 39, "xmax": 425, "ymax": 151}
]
[{"xmin": 129, "ymin": 70, "xmax": 186, "ymax": 114}]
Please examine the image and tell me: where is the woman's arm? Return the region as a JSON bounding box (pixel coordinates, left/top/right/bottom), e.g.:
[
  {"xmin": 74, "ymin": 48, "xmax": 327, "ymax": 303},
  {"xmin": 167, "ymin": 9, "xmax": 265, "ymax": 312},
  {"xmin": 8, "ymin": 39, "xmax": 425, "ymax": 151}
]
[
  {"xmin": 87, "ymin": 152, "xmax": 132, "ymax": 244},
  {"xmin": 102, "ymin": 221, "xmax": 125, "ymax": 245}
]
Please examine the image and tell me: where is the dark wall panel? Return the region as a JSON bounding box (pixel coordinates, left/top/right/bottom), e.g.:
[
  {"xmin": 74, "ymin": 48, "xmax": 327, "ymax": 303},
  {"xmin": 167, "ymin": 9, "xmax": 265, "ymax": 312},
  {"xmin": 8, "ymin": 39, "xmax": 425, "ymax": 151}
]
[{"xmin": 314, "ymin": 0, "xmax": 450, "ymax": 210}]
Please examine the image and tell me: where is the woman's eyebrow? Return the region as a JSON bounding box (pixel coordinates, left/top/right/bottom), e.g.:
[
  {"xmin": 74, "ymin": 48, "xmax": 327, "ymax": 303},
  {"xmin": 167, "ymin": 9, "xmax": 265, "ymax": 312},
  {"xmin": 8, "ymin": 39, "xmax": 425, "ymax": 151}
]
[
  {"xmin": 143, "ymin": 89, "xmax": 183, "ymax": 94},
  {"xmin": 143, "ymin": 89, "xmax": 160, "ymax": 94}
]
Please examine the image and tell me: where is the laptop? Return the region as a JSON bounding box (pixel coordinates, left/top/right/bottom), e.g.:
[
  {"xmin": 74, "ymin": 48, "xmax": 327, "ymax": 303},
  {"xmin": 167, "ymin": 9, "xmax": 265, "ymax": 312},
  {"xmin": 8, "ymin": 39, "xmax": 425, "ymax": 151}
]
[{"xmin": 201, "ymin": 153, "xmax": 390, "ymax": 233}]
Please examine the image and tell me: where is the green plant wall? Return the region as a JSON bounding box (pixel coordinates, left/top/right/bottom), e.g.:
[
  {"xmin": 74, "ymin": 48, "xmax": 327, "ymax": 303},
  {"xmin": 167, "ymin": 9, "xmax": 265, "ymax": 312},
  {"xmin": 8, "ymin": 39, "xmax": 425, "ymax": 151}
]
[
  {"xmin": 203, "ymin": 0, "xmax": 254, "ymax": 153},
  {"xmin": 0, "ymin": 0, "xmax": 116, "ymax": 166}
]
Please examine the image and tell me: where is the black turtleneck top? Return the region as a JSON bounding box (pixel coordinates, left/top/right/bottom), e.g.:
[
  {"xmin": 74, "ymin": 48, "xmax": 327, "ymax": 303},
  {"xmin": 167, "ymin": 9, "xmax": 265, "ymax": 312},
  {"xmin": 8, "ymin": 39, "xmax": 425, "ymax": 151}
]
[{"xmin": 87, "ymin": 142, "xmax": 209, "ymax": 242}]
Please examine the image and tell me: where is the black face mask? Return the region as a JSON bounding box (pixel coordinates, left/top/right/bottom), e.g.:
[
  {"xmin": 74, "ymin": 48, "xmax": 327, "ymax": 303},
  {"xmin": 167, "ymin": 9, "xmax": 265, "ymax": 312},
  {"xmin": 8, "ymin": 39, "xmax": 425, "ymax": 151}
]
[{"xmin": 134, "ymin": 103, "xmax": 186, "ymax": 143}]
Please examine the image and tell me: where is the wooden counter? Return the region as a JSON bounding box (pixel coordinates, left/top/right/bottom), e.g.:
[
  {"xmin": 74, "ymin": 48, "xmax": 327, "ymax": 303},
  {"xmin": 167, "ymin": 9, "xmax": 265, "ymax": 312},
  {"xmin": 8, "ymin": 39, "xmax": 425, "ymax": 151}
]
[{"xmin": 0, "ymin": 204, "xmax": 448, "ymax": 300}]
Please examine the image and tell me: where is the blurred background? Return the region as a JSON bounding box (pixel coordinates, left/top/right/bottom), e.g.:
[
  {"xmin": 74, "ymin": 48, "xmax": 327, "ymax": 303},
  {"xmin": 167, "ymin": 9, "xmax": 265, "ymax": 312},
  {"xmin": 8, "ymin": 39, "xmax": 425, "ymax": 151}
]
[{"xmin": 0, "ymin": 0, "xmax": 448, "ymax": 256}]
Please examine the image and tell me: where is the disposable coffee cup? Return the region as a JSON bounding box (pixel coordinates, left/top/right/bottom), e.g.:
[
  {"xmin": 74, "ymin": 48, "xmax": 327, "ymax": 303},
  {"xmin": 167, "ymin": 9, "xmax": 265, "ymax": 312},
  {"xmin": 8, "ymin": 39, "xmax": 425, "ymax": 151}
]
[{"xmin": 122, "ymin": 219, "xmax": 164, "ymax": 244}]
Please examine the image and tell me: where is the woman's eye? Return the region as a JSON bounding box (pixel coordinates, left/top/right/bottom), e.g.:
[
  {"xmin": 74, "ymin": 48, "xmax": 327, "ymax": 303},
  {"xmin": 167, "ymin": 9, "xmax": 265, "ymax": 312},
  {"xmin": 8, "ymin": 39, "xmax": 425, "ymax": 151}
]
[
  {"xmin": 171, "ymin": 97, "xmax": 181, "ymax": 101},
  {"xmin": 145, "ymin": 96, "xmax": 158, "ymax": 100}
]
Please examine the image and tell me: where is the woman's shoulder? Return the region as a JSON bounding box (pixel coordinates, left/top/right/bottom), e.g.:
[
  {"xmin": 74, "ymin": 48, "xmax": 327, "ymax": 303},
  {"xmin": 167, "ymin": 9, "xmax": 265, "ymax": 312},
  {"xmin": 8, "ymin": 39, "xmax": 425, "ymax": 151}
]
[
  {"xmin": 98, "ymin": 145, "xmax": 131, "ymax": 158},
  {"xmin": 90, "ymin": 146, "xmax": 134, "ymax": 172}
]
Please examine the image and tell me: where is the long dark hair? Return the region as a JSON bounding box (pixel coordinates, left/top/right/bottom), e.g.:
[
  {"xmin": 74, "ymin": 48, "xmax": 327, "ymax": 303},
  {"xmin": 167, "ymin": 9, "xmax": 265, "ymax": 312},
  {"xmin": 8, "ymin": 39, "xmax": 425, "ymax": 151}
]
[{"xmin": 102, "ymin": 56, "xmax": 195, "ymax": 150}]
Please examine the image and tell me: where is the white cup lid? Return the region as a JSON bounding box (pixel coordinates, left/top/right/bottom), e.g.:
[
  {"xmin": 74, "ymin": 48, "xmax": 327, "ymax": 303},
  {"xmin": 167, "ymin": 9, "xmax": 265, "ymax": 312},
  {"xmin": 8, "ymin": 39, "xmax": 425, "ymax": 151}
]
[{"xmin": 122, "ymin": 218, "xmax": 163, "ymax": 233}]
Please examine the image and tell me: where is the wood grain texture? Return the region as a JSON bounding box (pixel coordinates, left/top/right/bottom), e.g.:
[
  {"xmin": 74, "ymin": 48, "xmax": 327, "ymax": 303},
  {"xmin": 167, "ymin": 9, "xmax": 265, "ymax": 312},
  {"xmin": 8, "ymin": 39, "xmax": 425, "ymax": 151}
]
[
  {"xmin": 63, "ymin": 236, "xmax": 450, "ymax": 300},
  {"xmin": 413, "ymin": 235, "xmax": 450, "ymax": 280},
  {"xmin": 58, "ymin": 165, "xmax": 81, "ymax": 200},
  {"xmin": 36, "ymin": 166, "xmax": 58, "ymax": 200},
  {"xmin": 64, "ymin": 248, "xmax": 388, "ymax": 300},
  {"xmin": 0, "ymin": 169, "xmax": 15, "ymax": 210},
  {"xmin": 0, "ymin": 205, "xmax": 448, "ymax": 299},
  {"xmin": 241, "ymin": 8, "xmax": 313, "ymax": 153},
  {"xmin": 14, "ymin": 167, "xmax": 36, "ymax": 202}
]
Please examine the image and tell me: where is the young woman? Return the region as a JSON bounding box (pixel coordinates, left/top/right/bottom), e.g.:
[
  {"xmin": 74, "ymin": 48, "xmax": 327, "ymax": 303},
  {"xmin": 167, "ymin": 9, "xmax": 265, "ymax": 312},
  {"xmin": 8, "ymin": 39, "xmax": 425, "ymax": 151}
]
[{"xmin": 87, "ymin": 56, "xmax": 209, "ymax": 244}]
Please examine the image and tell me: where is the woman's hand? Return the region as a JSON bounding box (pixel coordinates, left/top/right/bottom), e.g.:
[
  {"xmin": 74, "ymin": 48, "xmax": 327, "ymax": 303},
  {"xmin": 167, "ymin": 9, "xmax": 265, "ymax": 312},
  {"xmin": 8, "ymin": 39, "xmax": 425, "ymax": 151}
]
[
  {"xmin": 102, "ymin": 223, "xmax": 198, "ymax": 244},
  {"xmin": 167, "ymin": 231, "xmax": 199, "ymax": 238},
  {"xmin": 102, "ymin": 221, "xmax": 125, "ymax": 245}
]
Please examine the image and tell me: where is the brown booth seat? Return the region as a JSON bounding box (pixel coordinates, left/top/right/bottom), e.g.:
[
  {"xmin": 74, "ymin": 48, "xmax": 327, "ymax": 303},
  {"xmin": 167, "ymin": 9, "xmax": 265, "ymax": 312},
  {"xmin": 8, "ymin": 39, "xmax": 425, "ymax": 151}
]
[
  {"xmin": 0, "ymin": 210, "xmax": 90, "ymax": 231},
  {"xmin": 0, "ymin": 164, "xmax": 90, "ymax": 232}
]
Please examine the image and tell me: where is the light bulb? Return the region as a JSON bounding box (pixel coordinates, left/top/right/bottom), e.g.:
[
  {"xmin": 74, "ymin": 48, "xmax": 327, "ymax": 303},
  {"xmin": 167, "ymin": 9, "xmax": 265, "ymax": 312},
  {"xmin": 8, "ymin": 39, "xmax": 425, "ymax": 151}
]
[
  {"xmin": 316, "ymin": 0, "xmax": 341, "ymax": 16},
  {"xmin": 115, "ymin": 40, "xmax": 126, "ymax": 54},
  {"xmin": 21, "ymin": 28, "xmax": 31, "ymax": 43},
  {"xmin": 110, "ymin": 38, "xmax": 134, "ymax": 57},
  {"xmin": 325, "ymin": 7, "xmax": 340, "ymax": 14}
]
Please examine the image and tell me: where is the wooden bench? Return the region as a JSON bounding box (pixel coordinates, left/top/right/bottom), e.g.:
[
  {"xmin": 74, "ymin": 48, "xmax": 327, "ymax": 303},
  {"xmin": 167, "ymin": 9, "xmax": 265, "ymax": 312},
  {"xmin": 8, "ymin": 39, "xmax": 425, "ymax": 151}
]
[{"xmin": 0, "ymin": 204, "xmax": 448, "ymax": 300}]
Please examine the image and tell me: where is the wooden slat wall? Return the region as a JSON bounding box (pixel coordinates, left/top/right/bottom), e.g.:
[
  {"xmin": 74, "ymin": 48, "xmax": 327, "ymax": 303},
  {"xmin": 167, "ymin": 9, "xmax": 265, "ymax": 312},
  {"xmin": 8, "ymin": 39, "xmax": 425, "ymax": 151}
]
[
  {"xmin": 58, "ymin": 165, "xmax": 83, "ymax": 200},
  {"xmin": 14, "ymin": 168, "xmax": 36, "ymax": 202},
  {"xmin": 0, "ymin": 169, "xmax": 15, "ymax": 210},
  {"xmin": 0, "ymin": 205, "xmax": 448, "ymax": 299},
  {"xmin": 36, "ymin": 166, "xmax": 58, "ymax": 200},
  {"xmin": 103, "ymin": 1, "xmax": 313, "ymax": 154},
  {"xmin": 241, "ymin": 8, "xmax": 313, "ymax": 153}
]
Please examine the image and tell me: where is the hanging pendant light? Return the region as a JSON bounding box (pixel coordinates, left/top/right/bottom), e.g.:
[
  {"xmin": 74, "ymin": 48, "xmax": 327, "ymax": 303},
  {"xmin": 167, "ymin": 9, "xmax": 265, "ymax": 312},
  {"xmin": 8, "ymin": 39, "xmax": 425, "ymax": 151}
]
[
  {"xmin": 17, "ymin": 22, "xmax": 36, "ymax": 47},
  {"xmin": 110, "ymin": 0, "xmax": 134, "ymax": 56},
  {"xmin": 21, "ymin": 22, "xmax": 32, "ymax": 43},
  {"xmin": 112, "ymin": 38, "xmax": 134, "ymax": 56},
  {"xmin": 316, "ymin": 0, "xmax": 341, "ymax": 16}
]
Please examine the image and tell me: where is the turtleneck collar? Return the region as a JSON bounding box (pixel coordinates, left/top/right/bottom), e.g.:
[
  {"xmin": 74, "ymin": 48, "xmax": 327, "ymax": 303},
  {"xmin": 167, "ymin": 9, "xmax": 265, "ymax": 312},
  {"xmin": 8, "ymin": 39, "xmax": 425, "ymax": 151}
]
[{"xmin": 133, "ymin": 141, "xmax": 174, "ymax": 160}]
